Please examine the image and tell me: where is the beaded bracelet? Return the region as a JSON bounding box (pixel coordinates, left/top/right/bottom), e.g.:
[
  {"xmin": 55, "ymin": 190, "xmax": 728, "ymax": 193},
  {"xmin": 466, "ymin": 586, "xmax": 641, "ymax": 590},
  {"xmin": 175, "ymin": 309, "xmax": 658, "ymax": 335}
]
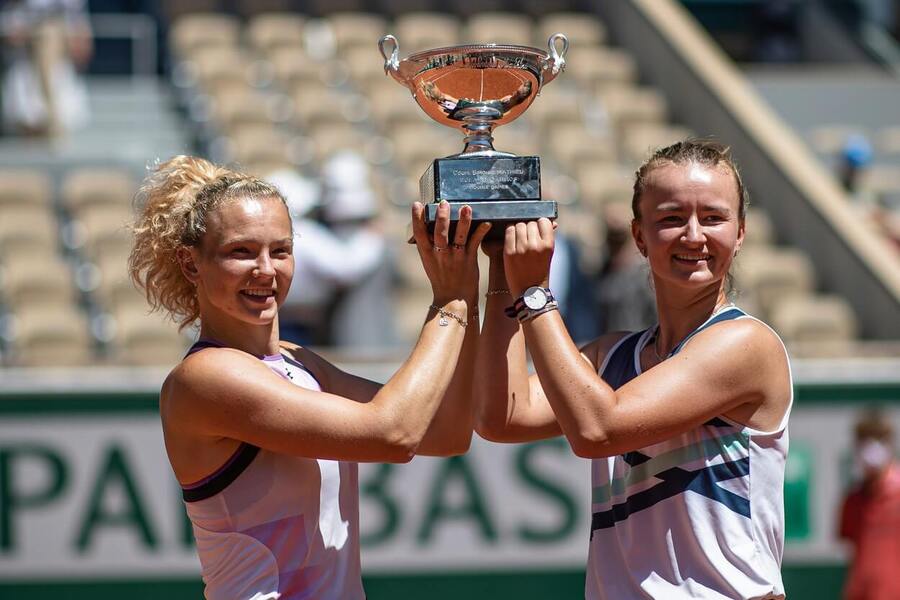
[{"xmin": 429, "ymin": 304, "xmax": 467, "ymax": 328}]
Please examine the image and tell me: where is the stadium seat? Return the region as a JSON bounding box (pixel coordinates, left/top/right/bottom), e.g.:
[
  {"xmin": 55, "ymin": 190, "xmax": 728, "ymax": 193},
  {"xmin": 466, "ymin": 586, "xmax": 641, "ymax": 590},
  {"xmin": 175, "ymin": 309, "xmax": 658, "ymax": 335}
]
[
  {"xmin": 566, "ymin": 46, "xmax": 639, "ymax": 90},
  {"xmin": 246, "ymin": 13, "xmax": 306, "ymax": 54},
  {"xmin": 210, "ymin": 87, "xmax": 274, "ymax": 131},
  {"xmin": 393, "ymin": 13, "xmax": 462, "ymax": 54},
  {"xmin": 61, "ymin": 169, "xmax": 135, "ymax": 215},
  {"xmin": 170, "ymin": 13, "xmax": 240, "ymax": 58},
  {"xmin": 184, "ymin": 46, "xmax": 257, "ymax": 89},
  {"xmin": 600, "ymin": 86, "xmax": 670, "ymax": 137},
  {"xmin": 875, "ymin": 125, "xmax": 900, "ymax": 158},
  {"xmin": 732, "ymin": 247, "xmax": 817, "ymax": 317},
  {"xmin": 465, "ymin": 13, "xmax": 533, "ymax": 46},
  {"xmin": 1, "ymin": 256, "xmax": 76, "ymax": 308},
  {"xmin": 268, "ymin": 46, "xmax": 326, "ymax": 87},
  {"xmin": 75, "ymin": 206, "xmax": 133, "ymax": 260},
  {"xmin": 525, "ymin": 85, "xmax": 583, "ymax": 131},
  {"xmin": 574, "ymin": 162, "xmax": 634, "ymax": 210},
  {"xmin": 0, "ymin": 204, "xmax": 58, "ymax": 247},
  {"xmin": 110, "ymin": 307, "xmax": 188, "ymax": 366},
  {"xmin": 8, "ymin": 305, "xmax": 93, "ymax": 367},
  {"xmin": 0, "ymin": 169, "xmax": 51, "ymax": 208},
  {"xmin": 290, "ymin": 84, "xmax": 355, "ymax": 128},
  {"xmin": 769, "ymin": 294, "xmax": 858, "ymax": 348},
  {"xmin": 228, "ymin": 125, "xmax": 293, "ymax": 167},
  {"xmin": 545, "ymin": 124, "xmax": 618, "ymax": 170},
  {"xmin": 536, "ymin": 12, "xmax": 607, "ymax": 48},
  {"xmin": 328, "ymin": 13, "xmax": 389, "ymax": 53},
  {"xmin": 742, "ymin": 209, "xmax": 776, "ymax": 248},
  {"xmin": 622, "ymin": 123, "xmax": 694, "ymax": 167},
  {"xmin": 807, "ymin": 123, "xmax": 869, "ymax": 156}
]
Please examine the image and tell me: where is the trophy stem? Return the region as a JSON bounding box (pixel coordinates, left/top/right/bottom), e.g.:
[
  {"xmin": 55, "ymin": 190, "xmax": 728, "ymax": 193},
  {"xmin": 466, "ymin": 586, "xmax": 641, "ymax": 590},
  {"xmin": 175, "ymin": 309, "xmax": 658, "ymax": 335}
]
[{"xmin": 462, "ymin": 121, "xmax": 495, "ymax": 154}]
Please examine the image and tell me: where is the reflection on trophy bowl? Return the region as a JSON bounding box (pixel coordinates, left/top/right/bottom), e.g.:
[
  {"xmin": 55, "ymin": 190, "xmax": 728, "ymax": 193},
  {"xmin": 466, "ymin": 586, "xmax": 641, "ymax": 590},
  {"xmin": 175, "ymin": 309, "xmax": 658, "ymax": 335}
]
[
  {"xmin": 379, "ymin": 34, "xmax": 568, "ymax": 239},
  {"xmin": 380, "ymin": 35, "xmax": 567, "ymax": 155}
]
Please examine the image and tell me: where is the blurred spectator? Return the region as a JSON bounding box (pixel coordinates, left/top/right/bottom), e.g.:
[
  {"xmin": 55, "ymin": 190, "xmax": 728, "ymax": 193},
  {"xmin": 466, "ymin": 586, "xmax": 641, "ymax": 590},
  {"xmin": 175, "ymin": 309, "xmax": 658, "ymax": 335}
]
[
  {"xmin": 319, "ymin": 150, "xmax": 397, "ymax": 349},
  {"xmin": 550, "ymin": 231, "xmax": 601, "ymax": 344},
  {"xmin": 268, "ymin": 165, "xmax": 389, "ymax": 347},
  {"xmin": 838, "ymin": 410, "xmax": 900, "ymax": 600},
  {"xmin": 838, "ymin": 134, "xmax": 874, "ymax": 196},
  {"xmin": 1, "ymin": 0, "xmax": 92, "ymax": 136},
  {"xmin": 595, "ymin": 201, "xmax": 656, "ymax": 333}
]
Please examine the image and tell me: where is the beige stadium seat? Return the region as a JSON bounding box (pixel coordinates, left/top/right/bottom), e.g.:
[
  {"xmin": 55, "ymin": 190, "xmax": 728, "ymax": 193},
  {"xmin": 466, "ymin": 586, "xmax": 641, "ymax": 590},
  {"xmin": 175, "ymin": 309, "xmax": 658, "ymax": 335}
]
[
  {"xmin": 290, "ymin": 84, "xmax": 352, "ymax": 128},
  {"xmin": 246, "ymin": 13, "xmax": 306, "ymax": 54},
  {"xmin": 0, "ymin": 204, "xmax": 57, "ymax": 246},
  {"xmin": 566, "ymin": 46, "xmax": 638, "ymax": 89},
  {"xmin": 92, "ymin": 252, "xmax": 140, "ymax": 309},
  {"xmin": 368, "ymin": 80, "xmax": 424, "ymax": 129},
  {"xmin": 492, "ymin": 129, "xmax": 540, "ymax": 157},
  {"xmin": 342, "ymin": 44, "xmax": 392, "ymax": 87},
  {"xmin": 210, "ymin": 87, "xmax": 273, "ymax": 131},
  {"xmin": 536, "ymin": 12, "xmax": 606, "ymax": 48},
  {"xmin": 9, "ymin": 305, "xmax": 93, "ymax": 367},
  {"xmin": 328, "ymin": 13, "xmax": 389, "ymax": 54},
  {"xmin": 1, "ymin": 256, "xmax": 76, "ymax": 307},
  {"xmin": 185, "ymin": 46, "xmax": 257, "ymax": 89},
  {"xmin": 170, "ymin": 13, "xmax": 240, "ymax": 58},
  {"xmin": 732, "ymin": 247, "xmax": 816, "ymax": 316},
  {"xmin": 0, "ymin": 169, "xmax": 51, "ymax": 209},
  {"xmin": 742, "ymin": 208, "xmax": 776, "ymax": 249},
  {"xmin": 875, "ymin": 125, "xmax": 900, "ymax": 157},
  {"xmin": 622, "ymin": 123, "xmax": 694, "ymax": 167},
  {"xmin": 807, "ymin": 124, "xmax": 868, "ymax": 155},
  {"xmin": 391, "ymin": 123, "xmax": 458, "ymax": 171},
  {"xmin": 61, "ymin": 168, "xmax": 135, "ymax": 215},
  {"xmin": 393, "ymin": 12, "xmax": 462, "ymax": 54},
  {"xmin": 545, "ymin": 124, "xmax": 617, "ymax": 171},
  {"xmin": 110, "ymin": 307, "xmax": 188, "ymax": 366},
  {"xmin": 76, "ymin": 205, "xmax": 133, "ymax": 260},
  {"xmin": 858, "ymin": 164, "xmax": 900, "ymax": 194},
  {"xmin": 305, "ymin": 122, "xmax": 366, "ymax": 163},
  {"xmin": 769, "ymin": 294, "xmax": 858, "ymax": 348},
  {"xmin": 525, "ymin": 85, "xmax": 583, "ymax": 131},
  {"xmin": 229, "ymin": 125, "xmax": 292, "ymax": 166},
  {"xmin": 574, "ymin": 162, "xmax": 634, "ymax": 210},
  {"xmin": 268, "ymin": 46, "xmax": 325, "ymax": 87},
  {"xmin": 600, "ymin": 86, "xmax": 669, "ymax": 134},
  {"xmin": 465, "ymin": 13, "xmax": 533, "ymax": 46}
]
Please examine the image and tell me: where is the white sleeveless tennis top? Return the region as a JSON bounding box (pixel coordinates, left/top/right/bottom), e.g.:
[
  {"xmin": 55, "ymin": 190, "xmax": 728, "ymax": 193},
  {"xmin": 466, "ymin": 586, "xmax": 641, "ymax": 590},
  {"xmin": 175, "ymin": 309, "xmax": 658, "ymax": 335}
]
[
  {"xmin": 586, "ymin": 306, "xmax": 791, "ymax": 600},
  {"xmin": 181, "ymin": 341, "xmax": 364, "ymax": 600}
]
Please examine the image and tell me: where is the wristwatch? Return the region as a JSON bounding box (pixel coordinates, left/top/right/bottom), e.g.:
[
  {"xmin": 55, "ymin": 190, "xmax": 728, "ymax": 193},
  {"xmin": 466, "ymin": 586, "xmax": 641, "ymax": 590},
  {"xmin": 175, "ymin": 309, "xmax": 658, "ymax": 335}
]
[{"xmin": 505, "ymin": 286, "xmax": 558, "ymax": 322}]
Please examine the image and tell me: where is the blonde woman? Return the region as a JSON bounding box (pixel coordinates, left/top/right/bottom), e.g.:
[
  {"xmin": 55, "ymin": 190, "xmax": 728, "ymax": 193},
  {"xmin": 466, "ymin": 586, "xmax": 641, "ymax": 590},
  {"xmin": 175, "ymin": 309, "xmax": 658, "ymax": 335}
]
[
  {"xmin": 476, "ymin": 140, "xmax": 792, "ymax": 599},
  {"xmin": 129, "ymin": 156, "xmax": 489, "ymax": 599}
]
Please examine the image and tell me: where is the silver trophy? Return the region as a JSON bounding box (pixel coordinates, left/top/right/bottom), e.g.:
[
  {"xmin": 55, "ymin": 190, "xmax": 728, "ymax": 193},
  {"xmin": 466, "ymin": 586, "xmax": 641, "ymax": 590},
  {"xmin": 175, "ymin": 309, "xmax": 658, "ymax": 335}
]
[{"xmin": 379, "ymin": 33, "xmax": 568, "ymax": 237}]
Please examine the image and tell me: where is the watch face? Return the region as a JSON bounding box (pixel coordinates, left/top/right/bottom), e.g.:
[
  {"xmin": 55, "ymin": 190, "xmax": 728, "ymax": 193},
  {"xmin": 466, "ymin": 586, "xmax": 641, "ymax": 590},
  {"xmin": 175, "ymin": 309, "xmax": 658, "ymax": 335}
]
[{"xmin": 523, "ymin": 287, "xmax": 549, "ymax": 310}]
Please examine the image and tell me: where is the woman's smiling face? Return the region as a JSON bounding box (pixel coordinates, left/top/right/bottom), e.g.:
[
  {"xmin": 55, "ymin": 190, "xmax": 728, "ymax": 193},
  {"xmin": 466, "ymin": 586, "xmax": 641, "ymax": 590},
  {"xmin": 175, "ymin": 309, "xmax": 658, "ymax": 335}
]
[
  {"xmin": 632, "ymin": 161, "xmax": 745, "ymax": 290},
  {"xmin": 186, "ymin": 195, "xmax": 295, "ymax": 327}
]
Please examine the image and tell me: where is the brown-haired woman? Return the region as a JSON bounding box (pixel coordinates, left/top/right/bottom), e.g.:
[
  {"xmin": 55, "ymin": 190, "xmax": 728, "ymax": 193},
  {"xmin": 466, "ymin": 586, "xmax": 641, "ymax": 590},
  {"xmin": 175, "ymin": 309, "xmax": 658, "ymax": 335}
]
[
  {"xmin": 475, "ymin": 140, "xmax": 792, "ymax": 599},
  {"xmin": 129, "ymin": 155, "xmax": 489, "ymax": 599}
]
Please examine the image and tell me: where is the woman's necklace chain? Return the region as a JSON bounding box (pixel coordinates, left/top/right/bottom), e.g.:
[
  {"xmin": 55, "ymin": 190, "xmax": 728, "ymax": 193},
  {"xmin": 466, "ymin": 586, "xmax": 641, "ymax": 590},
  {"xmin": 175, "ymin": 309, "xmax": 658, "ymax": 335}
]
[{"xmin": 652, "ymin": 300, "xmax": 734, "ymax": 362}]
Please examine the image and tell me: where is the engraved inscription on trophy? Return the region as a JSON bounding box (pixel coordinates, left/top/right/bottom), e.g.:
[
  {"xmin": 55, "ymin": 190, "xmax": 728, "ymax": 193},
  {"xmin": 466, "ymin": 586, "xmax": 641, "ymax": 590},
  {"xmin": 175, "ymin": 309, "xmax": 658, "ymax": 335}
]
[{"xmin": 379, "ymin": 33, "xmax": 568, "ymax": 236}]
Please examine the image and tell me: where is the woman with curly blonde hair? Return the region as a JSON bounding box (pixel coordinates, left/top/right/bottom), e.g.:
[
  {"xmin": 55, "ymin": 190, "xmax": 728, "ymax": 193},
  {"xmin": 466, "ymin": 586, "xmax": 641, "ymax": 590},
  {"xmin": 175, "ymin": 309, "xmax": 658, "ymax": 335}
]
[{"xmin": 129, "ymin": 155, "xmax": 489, "ymax": 599}]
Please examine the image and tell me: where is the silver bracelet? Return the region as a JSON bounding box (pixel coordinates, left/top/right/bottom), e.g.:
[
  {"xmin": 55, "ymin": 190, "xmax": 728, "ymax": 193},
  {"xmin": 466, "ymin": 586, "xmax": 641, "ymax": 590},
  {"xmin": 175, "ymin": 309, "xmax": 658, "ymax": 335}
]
[{"xmin": 429, "ymin": 304, "xmax": 467, "ymax": 328}]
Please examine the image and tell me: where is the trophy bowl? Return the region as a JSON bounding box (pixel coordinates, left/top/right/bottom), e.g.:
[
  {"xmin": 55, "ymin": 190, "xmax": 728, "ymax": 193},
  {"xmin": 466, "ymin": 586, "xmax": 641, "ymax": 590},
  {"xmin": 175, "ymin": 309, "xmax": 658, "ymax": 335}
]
[{"xmin": 379, "ymin": 34, "xmax": 568, "ymax": 238}]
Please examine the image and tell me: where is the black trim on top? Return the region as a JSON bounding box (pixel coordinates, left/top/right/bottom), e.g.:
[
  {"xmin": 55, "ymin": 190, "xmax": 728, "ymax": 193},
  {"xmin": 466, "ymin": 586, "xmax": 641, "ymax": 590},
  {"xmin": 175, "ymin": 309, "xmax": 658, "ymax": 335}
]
[{"xmin": 182, "ymin": 443, "xmax": 261, "ymax": 503}]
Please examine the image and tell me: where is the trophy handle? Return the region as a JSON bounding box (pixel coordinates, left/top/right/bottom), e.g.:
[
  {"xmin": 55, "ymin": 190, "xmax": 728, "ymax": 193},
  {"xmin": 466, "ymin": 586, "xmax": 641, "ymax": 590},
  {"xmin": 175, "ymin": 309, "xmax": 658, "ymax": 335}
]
[
  {"xmin": 379, "ymin": 34, "xmax": 400, "ymax": 74},
  {"xmin": 547, "ymin": 33, "xmax": 568, "ymax": 76}
]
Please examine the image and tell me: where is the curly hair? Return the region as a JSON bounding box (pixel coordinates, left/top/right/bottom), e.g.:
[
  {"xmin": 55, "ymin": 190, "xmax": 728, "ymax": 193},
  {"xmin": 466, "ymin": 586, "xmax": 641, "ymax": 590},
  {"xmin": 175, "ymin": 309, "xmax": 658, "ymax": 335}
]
[
  {"xmin": 128, "ymin": 156, "xmax": 287, "ymax": 330},
  {"xmin": 632, "ymin": 138, "xmax": 749, "ymax": 221}
]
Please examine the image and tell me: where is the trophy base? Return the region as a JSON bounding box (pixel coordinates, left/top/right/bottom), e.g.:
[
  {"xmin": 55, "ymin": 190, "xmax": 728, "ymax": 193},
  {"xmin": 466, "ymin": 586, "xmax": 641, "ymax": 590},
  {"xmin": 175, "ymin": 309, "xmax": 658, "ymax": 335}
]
[{"xmin": 425, "ymin": 200, "xmax": 558, "ymax": 240}]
